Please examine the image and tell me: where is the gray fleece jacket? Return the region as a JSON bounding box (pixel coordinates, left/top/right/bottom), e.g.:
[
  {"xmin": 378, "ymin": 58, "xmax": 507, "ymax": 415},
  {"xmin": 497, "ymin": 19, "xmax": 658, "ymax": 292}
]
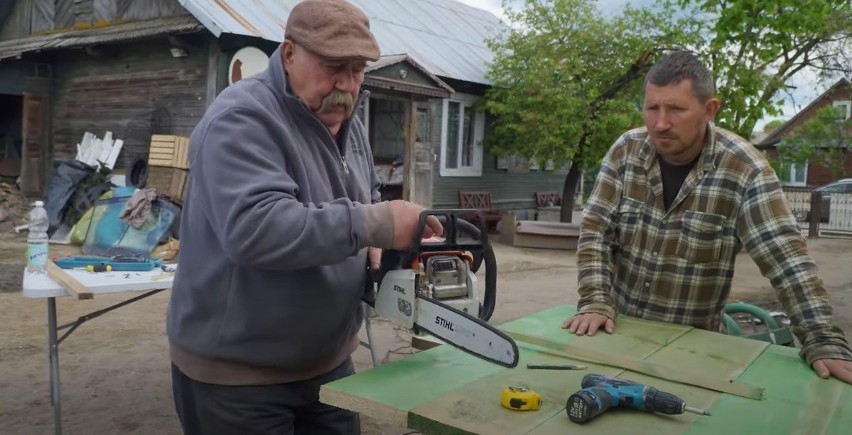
[{"xmin": 166, "ymin": 47, "xmax": 390, "ymax": 371}]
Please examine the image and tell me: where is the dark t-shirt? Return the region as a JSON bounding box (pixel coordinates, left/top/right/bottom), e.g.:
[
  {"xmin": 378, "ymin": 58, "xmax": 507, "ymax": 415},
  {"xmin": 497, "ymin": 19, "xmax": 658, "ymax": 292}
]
[{"xmin": 658, "ymin": 154, "xmax": 699, "ymax": 210}]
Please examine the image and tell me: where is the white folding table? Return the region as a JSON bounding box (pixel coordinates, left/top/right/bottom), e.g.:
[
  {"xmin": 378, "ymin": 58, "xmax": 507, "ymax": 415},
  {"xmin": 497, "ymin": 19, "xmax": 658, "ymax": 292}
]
[{"xmin": 22, "ymin": 268, "xmax": 174, "ymax": 435}]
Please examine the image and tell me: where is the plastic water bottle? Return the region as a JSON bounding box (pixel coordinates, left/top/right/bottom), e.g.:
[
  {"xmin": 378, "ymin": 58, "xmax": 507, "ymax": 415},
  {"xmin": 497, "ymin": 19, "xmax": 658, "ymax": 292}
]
[{"xmin": 27, "ymin": 200, "xmax": 50, "ymax": 274}]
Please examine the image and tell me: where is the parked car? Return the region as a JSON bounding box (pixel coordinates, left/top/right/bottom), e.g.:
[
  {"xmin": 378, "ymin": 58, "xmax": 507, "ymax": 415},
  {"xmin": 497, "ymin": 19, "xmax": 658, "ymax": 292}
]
[{"xmin": 806, "ymin": 178, "xmax": 852, "ymax": 222}]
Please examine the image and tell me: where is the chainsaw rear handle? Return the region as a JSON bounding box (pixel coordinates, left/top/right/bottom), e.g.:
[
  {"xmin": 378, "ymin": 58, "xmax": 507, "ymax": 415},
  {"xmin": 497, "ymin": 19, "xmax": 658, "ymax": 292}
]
[{"xmin": 411, "ymin": 209, "xmax": 497, "ymax": 322}]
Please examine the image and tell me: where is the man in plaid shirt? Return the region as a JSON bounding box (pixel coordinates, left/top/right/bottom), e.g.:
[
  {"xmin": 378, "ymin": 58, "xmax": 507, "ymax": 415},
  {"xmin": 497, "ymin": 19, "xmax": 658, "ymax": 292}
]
[{"xmin": 563, "ymin": 51, "xmax": 852, "ymax": 383}]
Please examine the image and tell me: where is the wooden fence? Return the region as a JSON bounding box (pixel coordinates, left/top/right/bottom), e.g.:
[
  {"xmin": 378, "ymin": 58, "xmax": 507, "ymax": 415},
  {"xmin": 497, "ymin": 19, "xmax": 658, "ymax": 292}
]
[{"xmin": 781, "ymin": 186, "xmax": 852, "ymax": 237}]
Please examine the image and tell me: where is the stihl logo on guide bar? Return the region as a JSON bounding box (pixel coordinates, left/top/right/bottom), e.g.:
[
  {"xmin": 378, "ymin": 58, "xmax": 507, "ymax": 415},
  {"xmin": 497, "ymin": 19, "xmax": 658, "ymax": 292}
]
[{"xmin": 435, "ymin": 316, "xmax": 454, "ymax": 331}]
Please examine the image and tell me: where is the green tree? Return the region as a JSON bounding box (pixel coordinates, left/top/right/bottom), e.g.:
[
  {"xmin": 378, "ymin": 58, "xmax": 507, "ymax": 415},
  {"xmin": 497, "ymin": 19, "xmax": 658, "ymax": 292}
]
[
  {"xmin": 482, "ymin": 0, "xmax": 697, "ymax": 221},
  {"xmin": 677, "ymin": 0, "xmax": 852, "ymax": 137},
  {"xmin": 763, "ymin": 119, "xmax": 785, "ymax": 133},
  {"xmin": 777, "ymin": 105, "xmax": 852, "ymax": 179}
]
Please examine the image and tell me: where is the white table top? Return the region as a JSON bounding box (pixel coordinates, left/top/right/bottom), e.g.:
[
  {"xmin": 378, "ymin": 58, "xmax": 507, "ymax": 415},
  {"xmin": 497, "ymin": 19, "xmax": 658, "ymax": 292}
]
[{"xmin": 22, "ymin": 266, "xmax": 175, "ymax": 298}]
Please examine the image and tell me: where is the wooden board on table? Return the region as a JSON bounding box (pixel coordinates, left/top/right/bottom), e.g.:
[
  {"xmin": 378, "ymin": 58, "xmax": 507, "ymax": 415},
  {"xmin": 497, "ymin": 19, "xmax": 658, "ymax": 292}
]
[
  {"xmin": 681, "ymin": 345, "xmax": 851, "ymax": 435},
  {"xmin": 46, "ymin": 261, "xmax": 94, "ymax": 300},
  {"xmin": 319, "ymin": 344, "xmax": 507, "ymax": 426},
  {"xmin": 528, "ymin": 327, "xmax": 771, "ymax": 435},
  {"xmin": 321, "ymin": 305, "xmax": 852, "ymax": 434},
  {"xmin": 404, "ymin": 306, "xmax": 693, "ymax": 434}
]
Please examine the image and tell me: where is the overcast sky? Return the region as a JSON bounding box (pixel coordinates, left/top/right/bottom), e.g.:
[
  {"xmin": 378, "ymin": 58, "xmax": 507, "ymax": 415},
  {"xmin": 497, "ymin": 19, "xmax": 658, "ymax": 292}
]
[{"xmin": 455, "ymin": 0, "xmax": 830, "ymax": 131}]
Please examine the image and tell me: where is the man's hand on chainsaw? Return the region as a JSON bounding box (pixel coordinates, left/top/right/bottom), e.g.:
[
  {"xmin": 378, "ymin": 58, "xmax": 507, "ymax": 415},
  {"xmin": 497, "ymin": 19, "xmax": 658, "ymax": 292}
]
[
  {"xmin": 368, "ymin": 247, "xmax": 382, "ymax": 270},
  {"xmin": 562, "ymin": 313, "xmax": 615, "ymax": 336},
  {"xmin": 388, "ymin": 201, "xmax": 444, "ymax": 251}
]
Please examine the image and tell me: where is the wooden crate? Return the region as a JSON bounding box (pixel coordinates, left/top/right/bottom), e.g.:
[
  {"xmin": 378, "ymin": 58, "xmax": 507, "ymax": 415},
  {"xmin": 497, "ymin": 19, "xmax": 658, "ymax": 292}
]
[
  {"xmin": 146, "ymin": 166, "xmax": 188, "ymax": 203},
  {"xmin": 148, "ymin": 134, "xmax": 189, "ymax": 169}
]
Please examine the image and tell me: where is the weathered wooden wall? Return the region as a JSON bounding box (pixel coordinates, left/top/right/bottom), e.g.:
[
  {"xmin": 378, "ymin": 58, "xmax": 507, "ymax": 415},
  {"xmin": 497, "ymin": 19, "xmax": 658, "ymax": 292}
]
[
  {"xmin": 51, "ymin": 37, "xmax": 209, "ymax": 169},
  {"xmin": 0, "ymin": 0, "xmax": 187, "ymax": 41}
]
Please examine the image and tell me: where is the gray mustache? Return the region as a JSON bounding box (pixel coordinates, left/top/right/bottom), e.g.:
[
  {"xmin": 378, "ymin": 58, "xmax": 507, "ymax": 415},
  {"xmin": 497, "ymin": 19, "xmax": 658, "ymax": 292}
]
[{"xmin": 318, "ymin": 90, "xmax": 354, "ymax": 115}]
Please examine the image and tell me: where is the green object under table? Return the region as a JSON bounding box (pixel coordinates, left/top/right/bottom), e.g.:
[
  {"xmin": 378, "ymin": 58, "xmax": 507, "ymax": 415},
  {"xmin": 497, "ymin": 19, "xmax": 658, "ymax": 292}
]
[{"xmin": 320, "ymin": 305, "xmax": 850, "ymax": 434}]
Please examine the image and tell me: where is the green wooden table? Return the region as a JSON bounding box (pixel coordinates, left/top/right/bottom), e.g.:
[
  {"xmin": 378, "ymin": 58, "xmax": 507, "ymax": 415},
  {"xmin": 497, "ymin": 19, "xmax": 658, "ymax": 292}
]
[{"xmin": 320, "ymin": 305, "xmax": 850, "ymax": 434}]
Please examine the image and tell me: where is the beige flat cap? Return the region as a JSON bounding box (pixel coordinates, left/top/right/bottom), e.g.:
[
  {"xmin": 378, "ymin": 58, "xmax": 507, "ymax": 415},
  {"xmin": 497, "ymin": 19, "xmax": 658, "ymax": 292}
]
[{"xmin": 285, "ymin": 0, "xmax": 381, "ymax": 61}]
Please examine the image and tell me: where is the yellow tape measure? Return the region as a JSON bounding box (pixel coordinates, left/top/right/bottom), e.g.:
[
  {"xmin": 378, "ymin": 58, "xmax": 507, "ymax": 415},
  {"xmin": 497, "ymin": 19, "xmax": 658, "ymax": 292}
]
[{"xmin": 501, "ymin": 386, "xmax": 542, "ymax": 411}]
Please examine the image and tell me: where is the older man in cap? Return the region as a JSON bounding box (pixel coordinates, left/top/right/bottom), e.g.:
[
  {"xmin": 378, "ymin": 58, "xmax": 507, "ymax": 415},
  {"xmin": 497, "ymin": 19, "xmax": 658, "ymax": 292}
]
[{"xmin": 167, "ymin": 0, "xmax": 443, "ymax": 433}]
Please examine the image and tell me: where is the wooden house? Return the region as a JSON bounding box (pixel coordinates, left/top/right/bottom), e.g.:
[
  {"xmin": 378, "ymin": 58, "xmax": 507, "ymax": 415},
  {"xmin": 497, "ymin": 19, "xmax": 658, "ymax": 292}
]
[
  {"xmin": 756, "ymin": 78, "xmax": 852, "ymax": 187},
  {"xmin": 0, "ymin": 0, "xmax": 565, "ymax": 216}
]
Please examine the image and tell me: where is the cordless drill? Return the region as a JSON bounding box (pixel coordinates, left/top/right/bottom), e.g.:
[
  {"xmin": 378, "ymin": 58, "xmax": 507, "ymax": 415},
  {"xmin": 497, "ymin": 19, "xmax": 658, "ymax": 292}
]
[{"xmin": 566, "ymin": 374, "xmax": 711, "ymax": 423}]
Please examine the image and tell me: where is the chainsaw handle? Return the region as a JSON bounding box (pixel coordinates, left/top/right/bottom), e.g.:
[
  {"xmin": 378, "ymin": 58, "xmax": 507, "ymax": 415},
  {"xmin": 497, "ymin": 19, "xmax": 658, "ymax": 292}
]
[
  {"xmin": 411, "ymin": 209, "xmax": 489, "ymax": 254},
  {"xmin": 412, "ymin": 210, "xmax": 497, "ymax": 322}
]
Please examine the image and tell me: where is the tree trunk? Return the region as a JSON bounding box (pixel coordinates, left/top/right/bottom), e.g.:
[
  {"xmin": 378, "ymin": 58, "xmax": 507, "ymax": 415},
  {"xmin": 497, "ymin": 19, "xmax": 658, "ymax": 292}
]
[{"xmin": 560, "ymin": 158, "xmax": 583, "ymax": 223}]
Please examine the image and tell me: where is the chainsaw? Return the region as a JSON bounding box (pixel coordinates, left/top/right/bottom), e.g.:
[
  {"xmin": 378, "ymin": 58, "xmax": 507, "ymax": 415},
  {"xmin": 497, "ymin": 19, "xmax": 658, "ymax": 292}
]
[{"xmin": 364, "ymin": 210, "xmax": 519, "ymax": 368}]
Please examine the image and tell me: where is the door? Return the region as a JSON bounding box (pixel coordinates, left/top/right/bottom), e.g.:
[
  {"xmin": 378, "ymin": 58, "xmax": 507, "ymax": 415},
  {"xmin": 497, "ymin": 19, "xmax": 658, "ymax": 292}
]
[
  {"xmin": 20, "ymin": 94, "xmax": 47, "ymax": 196},
  {"xmin": 410, "ymin": 102, "xmax": 434, "ymax": 207}
]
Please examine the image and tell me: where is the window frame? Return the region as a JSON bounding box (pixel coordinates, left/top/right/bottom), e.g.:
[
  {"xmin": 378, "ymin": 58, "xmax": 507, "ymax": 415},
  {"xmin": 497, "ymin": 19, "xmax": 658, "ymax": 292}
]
[
  {"xmin": 833, "ymin": 100, "xmax": 851, "ymax": 120},
  {"xmin": 439, "ymin": 94, "xmax": 485, "ymax": 177}
]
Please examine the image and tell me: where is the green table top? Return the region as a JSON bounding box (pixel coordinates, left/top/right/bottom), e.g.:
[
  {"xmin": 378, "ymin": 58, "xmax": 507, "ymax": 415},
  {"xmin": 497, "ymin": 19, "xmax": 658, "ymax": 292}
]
[{"xmin": 320, "ymin": 305, "xmax": 850, "ymax": 434}]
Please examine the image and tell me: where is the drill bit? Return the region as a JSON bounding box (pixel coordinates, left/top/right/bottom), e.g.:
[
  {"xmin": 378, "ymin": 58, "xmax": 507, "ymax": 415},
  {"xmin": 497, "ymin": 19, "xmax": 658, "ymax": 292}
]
[{"xmin": 684, "ymin": 405, "xmax": 711, "ymax": 416}]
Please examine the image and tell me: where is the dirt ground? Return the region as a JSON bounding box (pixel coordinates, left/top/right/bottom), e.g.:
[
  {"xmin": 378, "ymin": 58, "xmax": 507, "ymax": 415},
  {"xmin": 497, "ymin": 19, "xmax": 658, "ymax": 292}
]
[{"xmin": 1, "ymin": 211, "xmax": 851, "ymax": 434}]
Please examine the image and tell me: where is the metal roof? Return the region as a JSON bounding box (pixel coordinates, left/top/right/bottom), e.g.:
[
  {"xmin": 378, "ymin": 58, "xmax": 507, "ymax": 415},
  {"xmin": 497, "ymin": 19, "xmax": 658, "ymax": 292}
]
[
  {"xmin": 178, "ymin": 0, "xmax": 507, "ymax": 85},
  {"xmin": 0, "ymin": 15, "xmax": 204, "ymax": 61}
]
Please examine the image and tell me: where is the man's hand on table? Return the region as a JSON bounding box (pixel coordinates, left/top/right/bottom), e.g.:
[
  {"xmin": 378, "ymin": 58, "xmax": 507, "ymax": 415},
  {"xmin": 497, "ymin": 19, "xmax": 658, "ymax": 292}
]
[
  {"xmin": 812, "ymin": 358, "xmax": 852, "ymax": 384},
  {"xmin": 562, "ymin": 313, "xmax": 615, "ymax": 336}
]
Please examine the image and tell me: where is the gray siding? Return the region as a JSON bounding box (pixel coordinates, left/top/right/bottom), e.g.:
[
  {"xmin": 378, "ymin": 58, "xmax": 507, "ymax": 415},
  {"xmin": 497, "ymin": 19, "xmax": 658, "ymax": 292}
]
[
  {"xmin": 50, "ymin": 36, "xmax": 209, "ymax": 168},
  {"xmin": 0, "ymin": 0, "xmax": 187, "ymax": 41},
  {"xmin": 430, "ymin": 102, "xmax": 565, "ymax": 211}
]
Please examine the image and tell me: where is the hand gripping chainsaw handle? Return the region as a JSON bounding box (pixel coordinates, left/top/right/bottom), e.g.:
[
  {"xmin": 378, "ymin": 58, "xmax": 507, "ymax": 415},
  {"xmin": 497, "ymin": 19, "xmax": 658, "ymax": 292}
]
[{"xmin": 364, "ymin": 209, "xmax": 498, "ymax": 321}]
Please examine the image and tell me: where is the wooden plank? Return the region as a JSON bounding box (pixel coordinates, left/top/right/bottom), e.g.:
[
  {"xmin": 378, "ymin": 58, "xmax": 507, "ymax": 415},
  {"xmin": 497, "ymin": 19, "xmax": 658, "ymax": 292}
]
[
  {"xmin": 151, "ymin": 134, "xmax": 179, "ymax": 142},
  {"xmin": 319, "ymin": 344, "xmax": 506, "ymax": 425},
  {"xmin": 404, "ymin": 307, "xmax": 693, "ymax": 434},
  {"xmin": 523, "ymin": 328, "xmax": 771, "ymax": 435},
  {"xmin": 32, "ymin": 0, "xmax": 55, "ymax": 33},
  {"xmin": 682, "ymin": 345, "xmax": 851, "ymax": 435},
  {"xmin": 321, "ymin": 305, "xmax": 850, "ymax": 434},
  {"xmin": 148, "ymin": 159, "xmax": 175, "ymax": 167},
  {"xmin": 93, "ymin": 0, "xmax": 115, "ymax": 22},
  {"xmin": 505, "ymin": 330, "xmax": 764, "ymax": 400},
  {"xmin": 46, "ymin": 261, "xmax": 94, "ymax": 300},
  {"xmin": 322, "ymin": 305, "xmax": 687, "ymax": 435}
]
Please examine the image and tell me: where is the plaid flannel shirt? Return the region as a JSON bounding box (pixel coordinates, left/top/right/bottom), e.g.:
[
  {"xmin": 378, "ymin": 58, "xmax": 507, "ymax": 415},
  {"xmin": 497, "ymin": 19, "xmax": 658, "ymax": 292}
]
[{"xmin": 578, "ymin": 123, "xmax": 852, "ymax": 364}]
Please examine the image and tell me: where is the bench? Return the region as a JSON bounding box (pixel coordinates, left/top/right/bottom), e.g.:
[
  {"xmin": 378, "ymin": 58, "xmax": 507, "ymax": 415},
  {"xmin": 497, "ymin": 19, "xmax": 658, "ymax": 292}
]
[
  {"xmin": 458, "ymin": 191, "xmax": 503, "ymax": 232},
  {"xmin": 497, "ymin": 213, "xmax": 580, "ymax": 250},
  {"xmin": 535, "ymin": 191, "xmax": 562, "ymax": 222},
  {"xmin": 535, "ymin": 191, "xmax": 562, "ymax": 207}
]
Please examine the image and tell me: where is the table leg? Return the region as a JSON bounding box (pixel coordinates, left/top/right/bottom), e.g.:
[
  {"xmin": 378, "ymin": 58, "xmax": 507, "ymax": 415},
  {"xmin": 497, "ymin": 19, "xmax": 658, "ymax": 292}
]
[{"xmin": 47, "ymin": 297, "xmax": 62, "ymax": 435}]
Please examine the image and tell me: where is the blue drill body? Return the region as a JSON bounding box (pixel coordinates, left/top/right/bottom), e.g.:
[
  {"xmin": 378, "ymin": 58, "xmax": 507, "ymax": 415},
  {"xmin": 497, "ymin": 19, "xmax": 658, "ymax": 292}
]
[{"xmin": 566, "ymin": 374, "xmax": 711, "ymax": 423}]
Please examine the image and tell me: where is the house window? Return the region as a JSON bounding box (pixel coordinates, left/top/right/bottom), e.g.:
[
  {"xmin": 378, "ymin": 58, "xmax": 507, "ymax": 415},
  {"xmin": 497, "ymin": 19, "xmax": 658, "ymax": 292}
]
[
  {"xmin": 833, "ymin": 100, "xmax": 851, "ymax": 120},
  {"xmin": 440, "ymin": 95, "xmax": 484, "ymax": 176},
  {"xmin": 779, "ymin": 162, "xmax": 808, "ymax": 186}
]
